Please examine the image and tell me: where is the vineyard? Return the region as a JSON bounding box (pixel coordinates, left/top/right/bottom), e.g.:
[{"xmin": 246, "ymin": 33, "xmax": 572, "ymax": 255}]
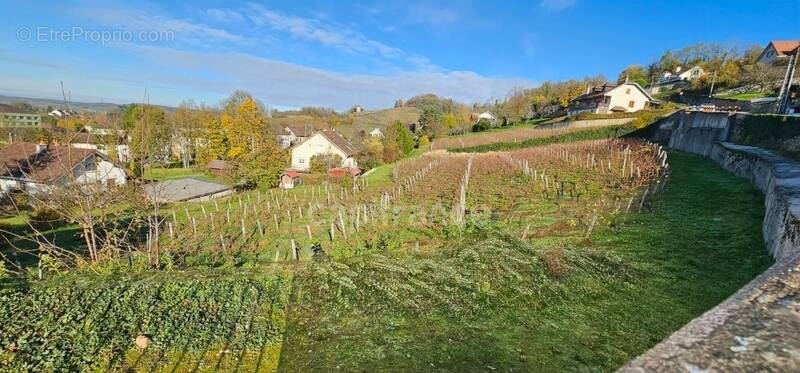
[
  {"xmin": 152, "ymin": 138, "xmax": 669, "ymax": 269},
  {"xmin": 430, "ymin": 119, "xmax": 633, "ymax": 150},
  {"xmin": 0, "ymin": 134, "xmax": 772, "ymax": 372}
]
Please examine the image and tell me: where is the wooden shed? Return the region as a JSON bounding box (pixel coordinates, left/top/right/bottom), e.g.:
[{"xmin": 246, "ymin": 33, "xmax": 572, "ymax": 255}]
[
  {"xmin": 280, "ymin": 170, "xmax": 303, "ymax": 189},
  {"xmin": 206, "ymin": 160, "xmax": 233, "ymax": 177}
]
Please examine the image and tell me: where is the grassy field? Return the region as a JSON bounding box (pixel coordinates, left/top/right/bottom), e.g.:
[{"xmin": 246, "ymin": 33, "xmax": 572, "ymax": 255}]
[
  {"xmin": 278, "ymin": 151, "xmax": 771, "ymax": 372},
  {"xmin": 143, "ymin": 167, "xmax": 218, "ymax": 182},
  {"xmin": 715, "ymin": 91, "xmax": 774, "ymax": 101},
  {"xmin": 451, "ymin": 125, "xmax": 634, "ymax": 153}
]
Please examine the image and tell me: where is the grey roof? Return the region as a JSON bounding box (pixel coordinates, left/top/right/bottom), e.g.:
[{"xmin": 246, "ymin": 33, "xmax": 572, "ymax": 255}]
[{"xmin": 143, "ymin": 178, "xmax": 230, "ymax": 202}]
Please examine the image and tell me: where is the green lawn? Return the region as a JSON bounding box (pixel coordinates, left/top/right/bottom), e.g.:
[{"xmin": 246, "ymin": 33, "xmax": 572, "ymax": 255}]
[
  {"xmin": 278, "ymin": 151, "xmax": 771, "ymax": 372},
  {"xmin": 143, "ymin": 167, "xmax": 217, "ymax": 182},
  {"xmin": 715, "ymin": 91, "xmax": 774, "ymax": 101}
]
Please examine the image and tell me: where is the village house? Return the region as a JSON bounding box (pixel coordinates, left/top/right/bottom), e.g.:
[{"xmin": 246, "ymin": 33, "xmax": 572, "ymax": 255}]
[
  {"xmin": 568, "ymin": 82, "xmax": 654, "ymax": 116},
  {"xmin": 0, "ymin": 142, "xmax": 128, "ymax": 195},
  {"xmin": 757, "ymin": 40, "xmax": 800, "ymax": 64},
  {"xmin": 69, "ymin": 132, "xmax": 131, "ymax": 163},
  {"xmin": 661, "ymin": 65, "xmax": 705, "ymax": 83},
  {"xmin": 290, "ymin": 129, "xmax": 358, "ymax": 171},
  {"xmin": 47, "ymin": 109, "xmax": 72, "ymax": 118},
  {"xmin": 278, "ymin": 124, "xmax": 316, "ymax": 149},
  {"xmin": 369, "ymin": 128, "xmax": 384, "ymax": 138},
  {"xmin": 650, "ymin": 65, "xmax": 706, "ymax": 94},
  {"xmin": 478, "ymin": 111, "xmax": 496, "ymax": 121}
]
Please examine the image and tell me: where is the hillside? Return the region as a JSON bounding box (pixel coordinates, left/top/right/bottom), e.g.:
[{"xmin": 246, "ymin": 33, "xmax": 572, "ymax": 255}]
[
  {"xmin": 270, "ymin": 107, "xmax": 420, "ymax": 139},
  {"xmin": 0, "ymin": 94, "xmax": 176, "ymax": 113}
]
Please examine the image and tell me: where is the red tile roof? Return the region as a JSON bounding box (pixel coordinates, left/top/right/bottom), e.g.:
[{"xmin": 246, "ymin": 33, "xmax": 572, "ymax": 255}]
[
  {"xmin": 283, "ymin": 170, "xmax": 302, "ymax": 178},
  {"xmin": 284, "ymin": 124, "xmax": 316, "ymax": 137},
  {"xmin": 770, "ymin": 40, "xmax": 800, "ymax": 56},
  {"xmin": 0, "ymin": 142, "xmax": 98, "ymax": 183},
  {"xmin": 327, "ymin": 167, "xmax": 361, "ymax": 178}
]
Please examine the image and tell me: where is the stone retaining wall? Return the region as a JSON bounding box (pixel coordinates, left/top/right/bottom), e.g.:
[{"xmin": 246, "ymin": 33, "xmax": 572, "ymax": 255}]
[{"xmin": 619, "ymin": 114, "xmax": 800, "ymax": 371}]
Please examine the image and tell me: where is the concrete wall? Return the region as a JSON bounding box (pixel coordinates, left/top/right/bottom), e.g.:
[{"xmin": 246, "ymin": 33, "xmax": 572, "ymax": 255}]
[
  {"xmin": 619, "ymin": 113, "xmax": 800, "ymax": 372},
  {"xmin": 665, "ymin": 111, "xmax": 733, "ymax": 156}
]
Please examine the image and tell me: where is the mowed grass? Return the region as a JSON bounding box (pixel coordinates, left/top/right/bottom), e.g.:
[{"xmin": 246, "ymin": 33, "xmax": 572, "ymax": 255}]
[
  {"xmin": 278, "ymin": 151, "xmax": 771, "ymax": 372},
  {"xmin": 143, "ymin": 167, "xmax": 217, "ymax": 182}
]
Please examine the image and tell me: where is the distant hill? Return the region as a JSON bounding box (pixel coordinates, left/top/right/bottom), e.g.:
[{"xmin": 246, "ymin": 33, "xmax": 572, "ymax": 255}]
[
  {"xmin": 270, "ymin": 107, "xmax": 420, "ymax": 140},
  {"xmin": 0, "ymin": 94, "xmax": 176, "ymax": 113},
  {"xmin": 350, "ymin": 106, "xmax": 420, "ymax": 127}
]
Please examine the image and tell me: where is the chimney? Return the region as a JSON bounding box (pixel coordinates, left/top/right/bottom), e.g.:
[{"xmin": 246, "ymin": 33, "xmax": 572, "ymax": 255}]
[
  {"xmin": 675, "ymin": 66, "xmax": 682, "ymax": 74},
  {"xmin": 585, "ymin": 85, "xmax": 592, "ymax": 94},
  {"xmin": 36, "ymin": 140, "xmax": 47, "ymax": 154}
]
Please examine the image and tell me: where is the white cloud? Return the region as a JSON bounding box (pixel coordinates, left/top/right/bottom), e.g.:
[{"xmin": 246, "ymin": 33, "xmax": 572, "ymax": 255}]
[
  {"xmin": 75, "ymin": 6, "xmax": 246, "ymax": 43},
  {"xmin": 116, "ymin": 44, "xmax": 531, "ymax": 109},
  {"xmin": 540, "ymin": 0, "xmax": 577, "ymax": 12},
  {"xmin": 245, "ymin": 3, "xmax": 402, "ymax": 59}
]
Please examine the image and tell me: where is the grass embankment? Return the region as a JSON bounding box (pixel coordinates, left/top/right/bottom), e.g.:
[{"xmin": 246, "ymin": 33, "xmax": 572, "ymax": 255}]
[
  {"xmin": 0, "ymin": 269, "xmax": 292, "ymax": 372},
  {"xmin": 451, "ymin": 125, "xmax": 634, "ymax": 153},
  {"xmin": 279, "ymin": 151, "xmax": 771, "ymax": 372}
]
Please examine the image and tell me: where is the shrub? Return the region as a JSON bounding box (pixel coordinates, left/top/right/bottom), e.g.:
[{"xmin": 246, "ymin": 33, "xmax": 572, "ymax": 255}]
[
  {"xmin": 310, "ymin": 153, "xmax": 343, "ymax": 174},
  {"xmin": 417, "ymin": 135, "xmax": 430, "ymax": 149},
  {"xmin": 233, "ymin": 145, "xmax": 288, "ymax": 189},
  {"xmin": 472, "ymin": 118, "xmax": 492, "ymax": 132}
]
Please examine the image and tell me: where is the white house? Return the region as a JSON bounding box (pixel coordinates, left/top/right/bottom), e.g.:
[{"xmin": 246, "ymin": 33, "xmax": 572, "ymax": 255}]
[
  {"xmin": 47, "ymin": 109, "xmax": 71, "ymax": 118},
  {"xmin": 651, "ymin": 65, "xmax": 706, "ymax": 94},
  {"xmin": 369, "ymin": 128, "xmax": 384, "ymax": 138},
  {"xmin": 69, "ymin": 132, "xmax": 131, "ymax": 162},
  {"xmin": 568, "ymin": 82, "xmax": 654, "ymax": 116},
  {"xmin": 278, "ymin": 124, "xmax": 316, "ymax": 149},
  {"xmin": 290, "ymin": 130, "xmax": 358, "ymax": 171},
  {"xmin": 0, "ymin": 142, "xmax": 128, "ymax": 195},
  {"xmin": 660, "ymin": 66, "xmax": 705, "ymax": 83},
  {"xmin": 478, "ymin": 111, "xmax": 496, "ymax": 121},
  {"xmin": 757, "ymin": 40, "xmax": 800, "ymax": 64}
]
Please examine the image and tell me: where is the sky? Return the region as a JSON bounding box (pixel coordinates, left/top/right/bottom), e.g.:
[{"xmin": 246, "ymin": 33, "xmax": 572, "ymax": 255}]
[{"xmin": 0, "ymin": 0, "xmax": 798, "ymax": 110}]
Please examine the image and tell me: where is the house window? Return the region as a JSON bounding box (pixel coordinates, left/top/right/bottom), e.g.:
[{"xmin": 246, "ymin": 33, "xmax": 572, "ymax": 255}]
[
  {"xmin": 299, "ymin": 158, "xmax": 305, "ymax": 164},
  {"xmin": 625, "ymin": 88, "xmax": 631, "ymax": 94},
  {"xmin": 628, "ymin": 100, "xmax": 635, "ymax": 108}
]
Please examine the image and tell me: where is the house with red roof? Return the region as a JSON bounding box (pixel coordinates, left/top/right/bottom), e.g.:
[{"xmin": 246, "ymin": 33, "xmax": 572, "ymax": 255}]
[
  {"xmin": 757, "ymin": 40, "xmax": 800, "ymax": 64},
  {"xmin": 0, "ymin": 142, "xmax": 128, "ymax": 195}
]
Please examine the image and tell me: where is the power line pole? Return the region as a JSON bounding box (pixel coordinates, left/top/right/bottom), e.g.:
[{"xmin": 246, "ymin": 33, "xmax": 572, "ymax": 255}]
[
  {"xmin": 708, "ymin": 53, "xmax": 728, "ymax": 98},
  {"xmin": 777, "ymin": 48, "xmax": 798, "ymax": 114},
  {"xmin": 60, "ymin": 80, "xmax": 69, "ymax": 111}
]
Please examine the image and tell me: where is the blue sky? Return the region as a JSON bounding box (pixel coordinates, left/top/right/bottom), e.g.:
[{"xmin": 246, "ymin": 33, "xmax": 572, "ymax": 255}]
[{"xmin": 1, "ymin": 0, "xmax": 797, "ymax": 110}]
